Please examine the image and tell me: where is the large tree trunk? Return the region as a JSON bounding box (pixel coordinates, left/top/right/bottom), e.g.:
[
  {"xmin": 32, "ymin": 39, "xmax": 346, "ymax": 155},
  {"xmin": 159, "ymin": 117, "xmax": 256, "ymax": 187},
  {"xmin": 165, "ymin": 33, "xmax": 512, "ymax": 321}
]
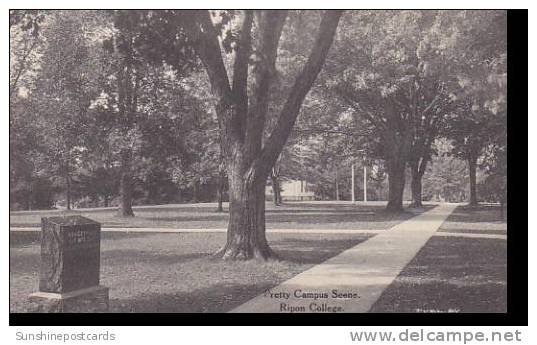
[
  {"xmin": 117, "ymin": 150, "xmax": 134, "ymax": 217},
  {"xmin": 215, "ymin": 162, "xmax": 273, "ymax": 260},
  {"xmin": 379, "ymin": 101, "xmax": 412, "ymax": 212},
  {"xmin": 384, "ymin": 126, "xmax": 411, "ymax": 212},
  {"xmin": 468, "ymin": 155, "xmax": 478, "ymax": 206},
  {"xmin": 386, "ymin": 158, "xmax": 406, "ymax": 212}
]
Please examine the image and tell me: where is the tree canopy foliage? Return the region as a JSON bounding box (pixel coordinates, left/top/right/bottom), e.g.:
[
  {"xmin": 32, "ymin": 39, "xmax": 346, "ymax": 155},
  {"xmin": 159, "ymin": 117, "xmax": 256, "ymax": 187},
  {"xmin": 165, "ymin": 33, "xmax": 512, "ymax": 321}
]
[{"xmin": 10, "ymin": 10, "xmax": 507, "ymax": 258}]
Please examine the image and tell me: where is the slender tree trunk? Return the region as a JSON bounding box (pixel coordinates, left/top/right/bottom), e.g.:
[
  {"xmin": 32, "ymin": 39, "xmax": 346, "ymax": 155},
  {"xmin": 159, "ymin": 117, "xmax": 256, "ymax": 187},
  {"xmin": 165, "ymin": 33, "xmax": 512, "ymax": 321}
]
[
  {"xmin": 215, "ymin": 161, "xmax": 274, "ymax": 260},
  {"xmin": 117, "ymin": 172, "xmax": 134, "ymax": 216},
  {"xmin": 192, "ymin": 180, "xmax": 199, "ymax": 203},
  {"xmin": 104, "ymin": 195, "xmax": 109, "ymax": 208},
  {"xmin": 468, "ymin": 156, "xmax": 478, "ymax": 206},
  {"xmin": 271, "ymin": 182, "xmax": 278, "ymax": 205},
  {"xmin": 386, "ymin": 158, "xmax": 406, "ymax": 212},
  {"xmin": 65, "ymin": 174, "xmax": 72, "ymax": 210},
  {"xmin": 216, "ymin": 189, "xmax": 223, "ymax": 212},
  {"xmin": 117, "ymin": 150, "xmax": 134, "ymax": 217},
  {"xmin": 410, "ymin": 174, "xmax": 422, "ymax": 207},
  {"xmin": 270, "ymin": 172, "xmax": 281, "ymax": 206},
  {"xmin": 216, "ymin": 171, "xmax": 224, "ymax": 212},
  {"xmin": 335, "ymin": 169, "xmax": 340, "ymax": 201}
]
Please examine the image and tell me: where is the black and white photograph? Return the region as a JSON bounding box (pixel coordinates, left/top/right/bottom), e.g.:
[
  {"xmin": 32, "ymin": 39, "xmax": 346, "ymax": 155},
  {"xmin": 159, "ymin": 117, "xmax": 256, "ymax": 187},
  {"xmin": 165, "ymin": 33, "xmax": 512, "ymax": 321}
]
[{"xmin": 7, "ymin": 6, "xmax": 527, "ymax": 335}]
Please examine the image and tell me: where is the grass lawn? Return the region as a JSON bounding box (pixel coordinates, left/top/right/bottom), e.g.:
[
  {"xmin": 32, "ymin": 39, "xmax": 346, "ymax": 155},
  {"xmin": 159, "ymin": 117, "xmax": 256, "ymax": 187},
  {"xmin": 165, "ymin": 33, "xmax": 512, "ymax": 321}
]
[
  {"xmin": 9, "ymin": 201, "xmax": 431, "ymax": 230},
  {"xmin": 10, "ymin": 231, "xmax": 373, "ymax": 313},
  {"xmin": 370, "ymin": 204, "xmax": 507, "ymax": 313},
  {"xmin": 437, "ymin": 204, "xmax": 507, "ymax": 235}
]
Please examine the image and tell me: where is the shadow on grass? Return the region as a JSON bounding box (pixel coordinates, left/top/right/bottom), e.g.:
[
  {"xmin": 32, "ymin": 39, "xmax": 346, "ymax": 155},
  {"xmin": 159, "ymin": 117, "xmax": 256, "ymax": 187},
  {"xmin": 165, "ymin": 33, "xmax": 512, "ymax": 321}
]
[
  {"xmin": 101, "ymin": 232, "xmax": 167, "ymax": 241},
  {"xmin": 274, "ymin": 202, "xmax": 381, "ymax": 209},
  {"xmin": 9, "ymin": 206, "xmax": 228, "ymax": 216},
  {"xmin": 9, "ymin": 231, "xmax": 161, "ymax": 248},
  {"xmin": 437, "ymin": 229, "xmax": 507, "ymax": 235},
  {"xmin": 11, "ymin": 203, "xmax": 434, "ymax": 229},
  {"xmin": 370, "ymin": 236, "xmax": 507, "ymax": 313},
  {"xmin": 98, "ymin": 236, "xmax": 373, "ymax": 267},
  {"xmin": 10, "ymin": 231, "xmax": 372, "ymax": 313},
  {"xmin": 445, "ymin": 205, "xmax": 506, "ymax": 224},
  {"xmin": 144, "ymin": 208, "xmax": 428, "ymax": 225},
  {"xmin": 266, "ymin": 209, "xmax": 376, "ymax": 214},
  {"xmin": 109, "ymin": 282, "xmax": 275, "ymax": 313},
  {"xmin": 102, "ymin": 250, "xmax": 211, "ymax": 266},
  {"xmin": 272, "ymin": 236, "xmax": 373, "ymax": 264},
  {"xmin": 143, "ymin": 215, "xmax": 228, "ymax": 222},
  {"xmin": 106, "ymin": 236, "xmax": 373, "ymax": 313}
]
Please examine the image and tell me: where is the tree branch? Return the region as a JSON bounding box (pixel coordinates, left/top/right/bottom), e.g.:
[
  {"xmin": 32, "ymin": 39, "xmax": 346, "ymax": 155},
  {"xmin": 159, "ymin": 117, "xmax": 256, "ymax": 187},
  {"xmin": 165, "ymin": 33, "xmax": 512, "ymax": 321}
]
[
  {"xmin": 335, "ymin": 87, "xmax": 387, "ymax": 131},
  {"xmin": 10, "ymin": 38, "xmax": 38, "ymax": 98},
  {"xmin": 231, "ymin": 10, "xmax": 254, "ymax": 133},
  {"xmin": 244, "ymin": 10, "xmax": 287, "ymax": 161},
  {"xmin": 181, "ymin": 11, "xmax": 237, "ymax": 143},
  {"xmin": 256, "ymin": 10, "xmax": 343, "ymax": 177}
]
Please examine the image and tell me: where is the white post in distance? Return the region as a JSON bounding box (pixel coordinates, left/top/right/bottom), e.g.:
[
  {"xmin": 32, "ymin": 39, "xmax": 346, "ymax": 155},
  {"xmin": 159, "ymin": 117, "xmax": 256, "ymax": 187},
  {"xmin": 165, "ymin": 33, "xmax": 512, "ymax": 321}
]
[
  {"xmin": 351, "ymin": 163, "xmax": 355, "ymax": 204},
  {"xmin": 363, "ymin": 163, "xmax": 367, "ymax": 202}
]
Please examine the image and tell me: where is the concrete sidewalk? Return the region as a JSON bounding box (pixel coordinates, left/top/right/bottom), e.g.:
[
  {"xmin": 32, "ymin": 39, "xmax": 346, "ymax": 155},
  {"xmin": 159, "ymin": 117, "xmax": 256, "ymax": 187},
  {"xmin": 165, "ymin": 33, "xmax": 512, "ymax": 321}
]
[{"xmin": 230, "ymin": 203, "xmax": 457, "ymax": 313}]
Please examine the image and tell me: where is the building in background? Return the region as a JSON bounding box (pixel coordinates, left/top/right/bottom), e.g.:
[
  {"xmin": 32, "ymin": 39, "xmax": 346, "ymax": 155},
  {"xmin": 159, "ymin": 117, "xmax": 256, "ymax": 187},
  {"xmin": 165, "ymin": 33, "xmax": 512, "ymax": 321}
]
[{"xmin": 266, "ymin": 179, "xmax": 315, "ymax": 201}]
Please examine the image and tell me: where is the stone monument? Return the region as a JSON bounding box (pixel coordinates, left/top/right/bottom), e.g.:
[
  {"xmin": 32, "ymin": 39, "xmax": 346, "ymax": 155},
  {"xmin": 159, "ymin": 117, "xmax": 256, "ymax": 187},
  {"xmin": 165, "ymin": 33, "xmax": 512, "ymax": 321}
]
[{"xmin": 27, "ymin": 215, "xmax": 109, "ymax": 313}]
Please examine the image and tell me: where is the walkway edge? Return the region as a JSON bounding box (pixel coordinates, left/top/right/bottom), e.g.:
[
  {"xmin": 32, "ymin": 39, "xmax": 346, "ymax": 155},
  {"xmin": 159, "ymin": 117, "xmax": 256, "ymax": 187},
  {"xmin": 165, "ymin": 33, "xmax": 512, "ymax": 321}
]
[{"xmin": 230, "ymin": 204, "xmax": 457, "ymax": 313}]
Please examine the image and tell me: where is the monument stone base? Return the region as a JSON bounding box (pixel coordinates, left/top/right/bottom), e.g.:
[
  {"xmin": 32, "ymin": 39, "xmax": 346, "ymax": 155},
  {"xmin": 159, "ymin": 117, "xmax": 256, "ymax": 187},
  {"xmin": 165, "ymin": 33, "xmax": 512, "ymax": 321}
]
[{"xmin": 27, "ymin": 285, "xmax": 109, "ymax": 313}]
